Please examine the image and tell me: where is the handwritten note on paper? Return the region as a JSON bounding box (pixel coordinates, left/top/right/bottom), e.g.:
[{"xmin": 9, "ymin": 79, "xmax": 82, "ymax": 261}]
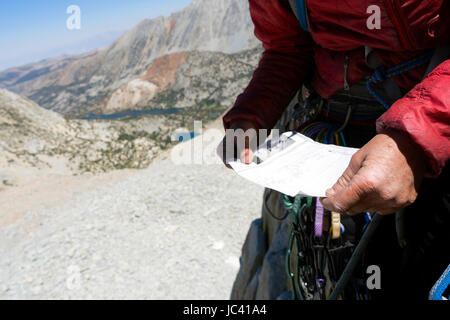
[{"xmin": 227, "ymin": 132, "xmax": 359, "ymax": 198}]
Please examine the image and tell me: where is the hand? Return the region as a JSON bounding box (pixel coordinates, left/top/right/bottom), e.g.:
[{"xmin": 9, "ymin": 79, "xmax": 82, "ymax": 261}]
[
  {"xmin": 217, "ymin": 120, "xmax": 259, "ymax": 169},
  {"xmin": 321, "ymin": 130, "xmax": 426, "ymax": 215}
]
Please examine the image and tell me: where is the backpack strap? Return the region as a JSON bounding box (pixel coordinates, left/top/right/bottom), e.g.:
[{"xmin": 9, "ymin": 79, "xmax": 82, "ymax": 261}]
[{"xmin": 288, "ymin": 0, "xmax": 310, "ymax": 32}]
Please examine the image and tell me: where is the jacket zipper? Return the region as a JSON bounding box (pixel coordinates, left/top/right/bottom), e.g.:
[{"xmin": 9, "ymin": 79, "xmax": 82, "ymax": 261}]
[
  {"xmin": 344, "ymin": 54, "xmax": 350, "ymax": 91},
  {"xmin": 383, "ymin": 0, "xmax": 416, "ymax": 50}
]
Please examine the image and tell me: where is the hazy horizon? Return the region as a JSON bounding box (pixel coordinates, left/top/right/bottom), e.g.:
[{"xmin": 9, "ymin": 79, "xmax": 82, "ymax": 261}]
[{"xmin": 0, "ymin": 0, "xmax": 193, "ymax": 72}]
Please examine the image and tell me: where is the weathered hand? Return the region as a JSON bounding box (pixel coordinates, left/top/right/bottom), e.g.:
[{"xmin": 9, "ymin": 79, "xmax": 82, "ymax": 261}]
[{"xmin": 321, "ymin": 130, "xmax": 426, "ymax": 215}]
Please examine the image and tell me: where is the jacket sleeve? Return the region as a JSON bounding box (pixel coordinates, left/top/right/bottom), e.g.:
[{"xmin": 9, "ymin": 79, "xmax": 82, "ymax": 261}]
[
  {"xmin": 222, "ymin": 0, "xmax": 315, "ymax": 131},
  {"xmin": 376, "ymin": 59, "xmax": 450, "ymax": 178}
]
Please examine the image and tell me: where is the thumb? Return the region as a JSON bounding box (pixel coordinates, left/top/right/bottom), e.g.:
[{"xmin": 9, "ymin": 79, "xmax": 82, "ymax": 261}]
[{"xmin": 326, "ymin": 152, "xmax": 363, "ymax": 198}]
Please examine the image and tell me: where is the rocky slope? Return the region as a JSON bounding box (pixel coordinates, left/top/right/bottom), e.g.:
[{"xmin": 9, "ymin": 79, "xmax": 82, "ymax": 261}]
[
  {"xmin": 0, "ymin": 0, "xmax": 270, "ymax": 300},
  {"xmin": 0, "ymin": 88, "xmax": 177, "ymax": 187},
  {"xmin": 0, "ymin": 117, "xmax": 265, "ymax": 299},
  {"xmin": 0, "ymin": 0, "xmax": 260, "ymax": 116}
]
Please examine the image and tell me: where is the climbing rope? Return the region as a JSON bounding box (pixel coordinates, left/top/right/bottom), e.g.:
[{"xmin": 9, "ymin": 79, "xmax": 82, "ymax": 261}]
[
  {"xmin": 366, "ymin": 50, "xmax": 434, "ymax": 109},
  {"xmin": 264, "ymin": 190, "xmax": 290, "ymax": 221},
  {"xmin": 429, "ymin": 264, "xmax": 450, "ymax": 300}
]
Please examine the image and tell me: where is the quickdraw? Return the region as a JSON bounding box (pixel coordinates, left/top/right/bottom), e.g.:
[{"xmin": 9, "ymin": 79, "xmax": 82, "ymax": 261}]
[
  {"xmin": 314, "ymin": 198, "xmax": 324, "ymax": 238},
  {"xmin": 331, "ymin": 212, "xmax": 341, "ymax": 240},
  {"xmin": 284, "ymin": 194, "xmax": 364, "ymax": 300}
]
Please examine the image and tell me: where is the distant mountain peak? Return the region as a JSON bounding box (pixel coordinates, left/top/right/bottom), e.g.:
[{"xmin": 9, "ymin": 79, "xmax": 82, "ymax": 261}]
[{"xmin": 0, "ymin": 0, "xmax": 260, "ymax": 115}]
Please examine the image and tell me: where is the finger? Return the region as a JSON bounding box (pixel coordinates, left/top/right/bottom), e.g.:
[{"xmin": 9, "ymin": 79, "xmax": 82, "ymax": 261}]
[
  {"xmin": 346, "ymin": 203, "xmax": 375, "ymax": 215},
  {"xmin": 240, "ymin": 148, "xmax": 255, "ymax": 164},
  {"xmin": 344, "ymin": 191, "xmax": 380, "ymax": 215},
  {"xmin": 348, "ymin": 198, "xmax": 398, "ymax": 215},
  {"xmin": 345, "ymin": 195, "xmax": 397, "ymax": 215},
  {"xmin": 341, "ymin": 167, "xmax": 400, "ymax": 215},
  {"xmin": 322, "ymin": 174, "xmax": 367, "ymax": 214},
  {"xmin": 347, "ymin": 205, "xmax": 373, "ymax": 215},
  {"xmin": 349, "ymin": 206, "xmax": 396, "ymax": 216},
  {"xmin": 326, "ymin": 152, "xmax": 363, "ymax": 197},
  {"xmin": 236, "ymin": 128, "xmax": 257, "ymax": 164},
  {"xmin": 243, "ymin": 130, "xmax": 258, "ymax": 154}
]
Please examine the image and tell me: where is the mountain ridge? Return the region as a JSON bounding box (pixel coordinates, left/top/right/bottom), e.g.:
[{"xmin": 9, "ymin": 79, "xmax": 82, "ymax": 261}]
[{"xmin": 0, "ymin": 0, "xmax": 259, "ymax": 116}]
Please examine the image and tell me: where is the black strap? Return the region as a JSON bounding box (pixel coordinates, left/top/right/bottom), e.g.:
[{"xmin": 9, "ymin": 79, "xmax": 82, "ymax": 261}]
[{"xmin": 423, "ymin": 45, "xmax": 450, "ymax": 79}]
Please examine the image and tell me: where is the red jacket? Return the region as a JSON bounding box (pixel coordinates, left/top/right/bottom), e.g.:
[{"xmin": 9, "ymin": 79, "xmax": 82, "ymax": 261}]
[{"xmin": 223, "ymin": 0, "xmax": 450, "ymax": 177}]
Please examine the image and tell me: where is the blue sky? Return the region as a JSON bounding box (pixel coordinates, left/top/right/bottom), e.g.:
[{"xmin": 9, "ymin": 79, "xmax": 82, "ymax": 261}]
[{"xmin": 0, "ymin": 0, "xmax": 193, "ymax": 71}]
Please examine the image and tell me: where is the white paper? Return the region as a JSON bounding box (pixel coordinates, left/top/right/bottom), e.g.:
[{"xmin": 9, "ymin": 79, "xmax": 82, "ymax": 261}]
[{"xmin": 227, "ymin": 132, "xmax": 359, "ymax": 198}]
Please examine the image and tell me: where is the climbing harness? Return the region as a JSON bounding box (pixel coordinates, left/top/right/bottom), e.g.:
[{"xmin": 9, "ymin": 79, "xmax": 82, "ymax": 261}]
[
  {"xmin": 284, "ymin": 193, "xmax": 379, "ymax": 300},
  {"xmin": 282, "ymin": 103, "xmax": 382, "ymax": 300},
  {"xmin": 282, "ymin": 49, "xmax": 446, "ymax": 298},
  {"xmin": 281, "ymin": 74, "xmax": 395, "ymax": 299},
  {"xmin": 281, "ymin": 1, "xmax": 450, "ymax": 300}
]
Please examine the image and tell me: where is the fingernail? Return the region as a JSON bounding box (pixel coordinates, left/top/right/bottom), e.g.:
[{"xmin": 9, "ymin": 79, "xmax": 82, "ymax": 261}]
[{"xmin": 241, "ymin": 149, "xmax": 253, "ymax": 164}]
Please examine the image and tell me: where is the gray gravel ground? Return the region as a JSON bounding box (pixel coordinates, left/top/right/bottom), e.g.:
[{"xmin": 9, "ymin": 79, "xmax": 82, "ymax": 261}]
[{"xmin": 0, "ymin": 135, "xmax": 264, "ymax": 299}]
